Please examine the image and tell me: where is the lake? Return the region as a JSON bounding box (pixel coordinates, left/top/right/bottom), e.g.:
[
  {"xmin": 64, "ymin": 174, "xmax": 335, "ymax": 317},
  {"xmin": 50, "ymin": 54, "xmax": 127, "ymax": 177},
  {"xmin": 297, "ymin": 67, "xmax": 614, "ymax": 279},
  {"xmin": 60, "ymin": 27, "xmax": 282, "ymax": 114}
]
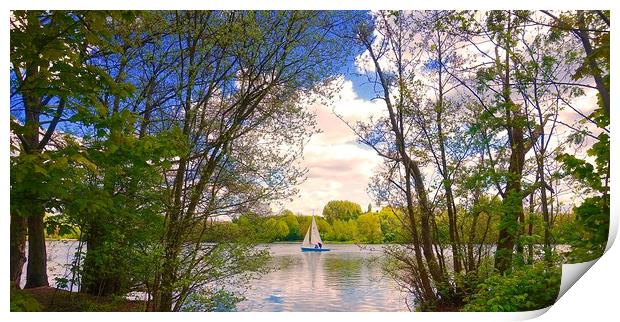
[
  {"xmin": 20, "ymin": 241, "xmax": 411, "ymax": 311},
  {"xmin": 237, "ymin": 243, "xmax": 409, "ymax": 311}
]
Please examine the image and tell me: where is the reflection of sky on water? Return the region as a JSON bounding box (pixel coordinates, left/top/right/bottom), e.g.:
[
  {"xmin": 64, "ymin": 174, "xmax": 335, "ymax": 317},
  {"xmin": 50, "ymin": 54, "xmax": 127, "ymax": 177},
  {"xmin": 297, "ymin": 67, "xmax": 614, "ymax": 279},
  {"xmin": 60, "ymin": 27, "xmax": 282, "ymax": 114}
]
[
  {"xmin": 26, "ymin": 241, "xmax": 411, "ymax": 311},
  {"xmin": 237, "ymin": 243, "xmax": 409, "ymax": 312}
]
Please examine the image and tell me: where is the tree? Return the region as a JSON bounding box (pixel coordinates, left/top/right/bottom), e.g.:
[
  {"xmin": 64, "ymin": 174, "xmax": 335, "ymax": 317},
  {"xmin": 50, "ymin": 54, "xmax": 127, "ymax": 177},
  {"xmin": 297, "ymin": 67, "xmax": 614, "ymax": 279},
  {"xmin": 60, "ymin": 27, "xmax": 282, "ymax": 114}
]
[
  {"xmin": 10, "ymin": 10, "xmax": 134, "ymax": 288},
  {"xmin": 357, "ymin": 213, "xmax": 383, "ymax": 243},
  {"xmin": 540, "ymin": 10, "xmax": 610, "ymax": 262},
  {"xmin": 282, "ymin": 213, "xmax": 301, "ymax": 240},
  {"xmin": 351, "ymin": 11, "xmax": 451, "ymax": 305},
  {"xmin": 345, "ymin": 10, "xmax": 600, "ymax": 310},
  {"xmin": 322, "ymin": 200, "xmax": 363, "ymax": 223},
  {"xmin": 149, "ymin": 11, "xmax": 357, "ymax": 311},
  {"xmin": 330, "ymin": 220, "xmax": 348, "ymax": 241},
  {"xmin": 412, "ymin": 11, "xmax": 474, "ymax": 274},
  {"xmin": 377, "ymin": 207, "xmax": 405, "ymax": 243},
  {"xmin": 452, "ymin": 11, "xmax": 547, "ymax": 273}
]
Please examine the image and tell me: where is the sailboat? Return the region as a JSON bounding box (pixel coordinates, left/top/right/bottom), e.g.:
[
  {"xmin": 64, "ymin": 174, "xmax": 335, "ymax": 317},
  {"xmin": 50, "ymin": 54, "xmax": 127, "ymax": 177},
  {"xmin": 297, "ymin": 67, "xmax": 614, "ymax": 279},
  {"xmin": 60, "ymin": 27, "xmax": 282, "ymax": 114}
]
[{"xmin": 301, "ymin": 216, "xmax": 330, "ymax": 252}]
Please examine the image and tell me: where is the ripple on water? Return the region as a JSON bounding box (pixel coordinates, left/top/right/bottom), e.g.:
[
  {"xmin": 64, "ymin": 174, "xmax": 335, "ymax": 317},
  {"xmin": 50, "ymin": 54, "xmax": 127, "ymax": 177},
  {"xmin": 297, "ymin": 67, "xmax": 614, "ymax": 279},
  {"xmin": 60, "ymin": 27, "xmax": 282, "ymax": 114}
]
[
  {"xmin": 236, "ymin": 243, "xmax": 409, "ymax": 312},
  {"xmin": 37, "ymin": 241, "xmax": 411, "ymax": 311}
]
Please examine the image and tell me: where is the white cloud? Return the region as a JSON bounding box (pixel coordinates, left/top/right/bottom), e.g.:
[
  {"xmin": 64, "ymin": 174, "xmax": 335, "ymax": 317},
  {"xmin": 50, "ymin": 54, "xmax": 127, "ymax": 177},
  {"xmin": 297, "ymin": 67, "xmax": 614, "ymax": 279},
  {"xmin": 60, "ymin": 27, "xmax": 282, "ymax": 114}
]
[
  {"xmin": 285, "ymin": 11, "xmax": 603, "ymax": 216},
  {"xmin": 282, "ymin": 78, "xmax": 384, "ymax": 215}
]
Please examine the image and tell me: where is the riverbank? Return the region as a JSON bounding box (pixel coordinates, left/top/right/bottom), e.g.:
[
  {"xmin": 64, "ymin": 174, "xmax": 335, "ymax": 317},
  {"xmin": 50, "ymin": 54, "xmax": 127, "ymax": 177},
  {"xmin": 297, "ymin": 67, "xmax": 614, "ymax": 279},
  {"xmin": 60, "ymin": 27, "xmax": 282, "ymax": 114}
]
[{"xmin": 11, "ymin": 287, "xmax": 144, "ymax": 312}]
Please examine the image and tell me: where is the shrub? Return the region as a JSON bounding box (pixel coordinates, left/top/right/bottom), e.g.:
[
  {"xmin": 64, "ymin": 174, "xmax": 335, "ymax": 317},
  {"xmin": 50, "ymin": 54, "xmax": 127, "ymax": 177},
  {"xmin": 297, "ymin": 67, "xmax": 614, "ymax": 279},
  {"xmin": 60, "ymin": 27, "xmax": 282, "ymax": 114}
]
[{"xmin": 462, "ymin": 262, "xmax": 560, "ymax": 312}]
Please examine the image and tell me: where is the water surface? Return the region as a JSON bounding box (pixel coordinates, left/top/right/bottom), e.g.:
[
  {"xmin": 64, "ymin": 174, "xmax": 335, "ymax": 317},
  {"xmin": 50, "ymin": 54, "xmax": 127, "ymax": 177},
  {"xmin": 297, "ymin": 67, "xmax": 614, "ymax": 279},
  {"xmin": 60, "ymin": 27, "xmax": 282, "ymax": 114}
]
[
  {"xmin": 21, "ymin": 241, "xmax": 410, "ymax": 311},
  {"xmin": 236, "ymin": 243, "xmax": 409, "ymax": 311}
]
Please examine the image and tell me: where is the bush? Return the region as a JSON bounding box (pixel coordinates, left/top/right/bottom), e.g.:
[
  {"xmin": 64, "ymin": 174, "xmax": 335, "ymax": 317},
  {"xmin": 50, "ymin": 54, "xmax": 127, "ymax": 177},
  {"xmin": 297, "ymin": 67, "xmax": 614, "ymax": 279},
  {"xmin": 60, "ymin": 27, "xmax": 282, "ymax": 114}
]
[{"xmin": 462, "ymin": 263, "xmax": 560, "ymax": 312}]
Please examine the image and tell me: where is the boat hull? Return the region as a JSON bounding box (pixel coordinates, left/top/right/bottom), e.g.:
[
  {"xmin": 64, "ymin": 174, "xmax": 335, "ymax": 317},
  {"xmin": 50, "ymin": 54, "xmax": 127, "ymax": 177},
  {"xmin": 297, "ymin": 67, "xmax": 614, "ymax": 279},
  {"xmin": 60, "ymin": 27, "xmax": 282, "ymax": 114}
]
[{"xmin": 301, "ymin": 247, "xmax": 331, "ymax": 252}]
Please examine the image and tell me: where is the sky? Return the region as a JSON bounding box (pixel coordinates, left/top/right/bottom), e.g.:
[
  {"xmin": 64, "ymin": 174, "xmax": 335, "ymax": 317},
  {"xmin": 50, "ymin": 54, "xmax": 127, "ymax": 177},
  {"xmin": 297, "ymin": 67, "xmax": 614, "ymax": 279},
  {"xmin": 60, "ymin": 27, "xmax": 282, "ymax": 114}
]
[
  {"xmin": 280, "ymin": 76, "xmax": 384, "ymax": 216},
  {"xmin": 8, "ymin": 10, "xmax": 602, "ymax": 218},
  {"xmin": 276, "ymin": 12, "xmax": 390, "ymax": 216},
  {"xmin": 280, "ymin": 11, "xmax": 602, "ymax": 217}
]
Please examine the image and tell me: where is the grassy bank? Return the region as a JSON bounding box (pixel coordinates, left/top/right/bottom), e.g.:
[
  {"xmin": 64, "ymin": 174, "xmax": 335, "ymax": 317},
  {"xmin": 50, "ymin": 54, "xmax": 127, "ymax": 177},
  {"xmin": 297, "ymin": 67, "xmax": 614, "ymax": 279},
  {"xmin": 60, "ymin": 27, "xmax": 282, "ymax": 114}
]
[{"xmin": 11, "ymin": 287, "xmax": 144, "ymax": 312}]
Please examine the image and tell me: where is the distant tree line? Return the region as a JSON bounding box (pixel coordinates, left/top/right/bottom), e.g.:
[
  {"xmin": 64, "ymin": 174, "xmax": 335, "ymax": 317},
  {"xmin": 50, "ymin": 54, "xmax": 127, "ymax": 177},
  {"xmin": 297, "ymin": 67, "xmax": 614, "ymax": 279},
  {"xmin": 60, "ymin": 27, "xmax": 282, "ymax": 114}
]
[{"xmin": 199, "ymin": 200, "xmax": 577, "ymax": 247}]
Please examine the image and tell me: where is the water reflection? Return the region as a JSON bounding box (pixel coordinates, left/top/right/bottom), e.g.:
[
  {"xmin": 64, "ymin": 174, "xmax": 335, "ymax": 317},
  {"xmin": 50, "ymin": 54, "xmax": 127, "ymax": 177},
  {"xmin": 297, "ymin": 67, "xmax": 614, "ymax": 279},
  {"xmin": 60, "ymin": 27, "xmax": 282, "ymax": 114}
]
[
  {"xmin": 237, "ymin": 244, "xmax": 408, "ymax": 312},
  {"xmin": 24, "ymin": 241, "xmax": 409, "ymax": 311}
]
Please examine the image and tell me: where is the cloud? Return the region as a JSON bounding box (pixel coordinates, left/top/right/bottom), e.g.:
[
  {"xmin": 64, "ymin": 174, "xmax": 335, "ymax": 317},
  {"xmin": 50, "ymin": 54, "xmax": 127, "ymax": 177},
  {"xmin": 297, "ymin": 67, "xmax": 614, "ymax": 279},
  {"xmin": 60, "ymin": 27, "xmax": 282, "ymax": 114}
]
[
  {"xmin": 283, "ymin": 11, "xmax": 603, "ymax": 216},
  {"xmin": 281, "ymin": 78, "xmax": 384, "ymax": 215}
]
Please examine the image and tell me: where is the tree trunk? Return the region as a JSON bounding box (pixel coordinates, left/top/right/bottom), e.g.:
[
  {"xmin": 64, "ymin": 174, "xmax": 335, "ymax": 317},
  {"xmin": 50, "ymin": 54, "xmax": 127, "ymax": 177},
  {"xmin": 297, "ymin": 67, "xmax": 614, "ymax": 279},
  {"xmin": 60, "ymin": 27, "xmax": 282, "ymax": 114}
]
[
  {"xmin": 24, "ymin": 212, "xmax": 49, "ymax": 288},
  {"xmin": 407, "ymin": 158, "xmax": 444, "ymax": 283},
  {"xmin": 10, "ymin": 214, "xmax": 28, "ymax": 288},
  {"xmin": 516, "ymin": 208, "xmax": 526, "ymax": 264},
  {"xmin": 495, "ymin": 124, "xmax": 526, "ymax": 273},
  {"xmin": 156, "ymin": 207, "xmax": 186, "ymax": 311},
  {"xmin": 80, "ymin": 57, "xmax": 128, "ymax": 297},
  {"xmin": 21, "ymin": 66, "xmax": 50, "ymax": 288},
  {"xmin": 576, "ymin": 11, "xmax": 609, "ymax": 117},
  {"xmin": 537, "ymin": 156, "xmax": 552, "ymax": 262},
  {"xmin": 403, "ymin": 169, "xmax": 437, "ymax": 302},
  {"xmin": 467, "ymin": 185, "xmax": 481, "ymax": 272},
  {"xmin": 156, "ymin": 241, "xmax": 181, "ymax": 311},
  {"xmin": 527, "ymin": 192, "xmax": 535, "ymax": 265},
  {"xmin": 359, "ymin": 26, "xmax": 441, "ymax": 303},
  {"xmin": 494, "ymin": 13, "xmax": 526, "ymax": 273},
  {"xmin": 435, "ymin": 30, "xmax": 462, "ymax": 274}
]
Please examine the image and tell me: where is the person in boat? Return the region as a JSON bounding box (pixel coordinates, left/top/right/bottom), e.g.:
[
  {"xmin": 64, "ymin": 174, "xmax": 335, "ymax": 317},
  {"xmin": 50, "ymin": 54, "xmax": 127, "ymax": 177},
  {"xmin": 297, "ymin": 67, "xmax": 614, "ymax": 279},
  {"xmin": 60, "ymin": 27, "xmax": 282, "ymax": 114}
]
[
  {"xmin": 314, "ymin": 244, "xmax": 319, "ymax": 249},
  {"xmin": 318, "ymin": 242, "xmax": 322, "ymax": 249}
]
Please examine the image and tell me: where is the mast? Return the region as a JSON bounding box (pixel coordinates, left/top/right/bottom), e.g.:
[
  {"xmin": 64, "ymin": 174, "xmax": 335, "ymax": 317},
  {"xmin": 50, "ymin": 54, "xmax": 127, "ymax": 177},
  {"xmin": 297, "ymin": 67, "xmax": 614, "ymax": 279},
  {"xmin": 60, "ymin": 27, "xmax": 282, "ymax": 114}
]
[{"xmin": 310, "ymin": 208, "xmax": 315, "ymax": 243}]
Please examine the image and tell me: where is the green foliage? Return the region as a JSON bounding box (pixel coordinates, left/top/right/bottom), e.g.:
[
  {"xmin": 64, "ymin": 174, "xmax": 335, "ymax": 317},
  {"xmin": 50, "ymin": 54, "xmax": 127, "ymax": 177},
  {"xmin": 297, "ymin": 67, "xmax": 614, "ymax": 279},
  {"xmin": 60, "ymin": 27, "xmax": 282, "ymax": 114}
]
[
  {"xmin": 322, "ymin": 200, "xmax": 363, "ymax": 223},
  {"xmin": 74, "ymin": 121, "xmax": 178, "ymax": 294},
  {"xmin": 329, "ymin": 219, "xmax": 358, "ymax": 241},
  {"xmin": 552, "ymin": 12, "xmax": 609, "ymax": 89},
  {"xmin": 556, "ymin": 128, "xmax": 609, "ymax": 263},
  {"xmin": 567, "ymin": 196, "xmax": 609, "ymax": 262},
  {"xmin": 10, "ymin": 11, "xmax": 136, "ymax": 109},
  {"xmin": 557, "ymin": 134, "xmax": 609, "ymax": 194},
  {"xmin": 220, "ymin": 203, "xmax": 575, "ymax": 247},
  {"xmin": 10, "ymin": 289, "xmax": 42, "ymax": 312},
  {"xmin": 9, "ymin": 9, "xmax": 610, "ymax": 313},
  {"xmin": 263, "ymin": 218, "xmax": 290, "ymax": 241},
  {"xmin": 552, "ymin": 11, "xmax": 610, "ymax": 264},
  {"xmin": 230, "ymin": 209, "xmax": 392, "ymax": 244},
  {"xmin": 44, "ymin": 213, "xmax": 81, "ymax": 239},
  {"xmin": 316, "ymin": 217, "xmax": 333, "ymax": 239},
  {"xmin": 356, "ymin": 213, "xmax": 383, "ymax": 243},
  {"xmin": 377, "ymin": 207, "xmax": 407, "ymax": 243},
  {"xmin": 175, "ymin": 241, "xmax": 271, "ymax": 308},
  {"xmin": 463, "ymin": 263, "xmax": 560, "ymax": 312},
  {"xmin": 282, "ymin": 213, "xmax": 301, "ymax": 241}
]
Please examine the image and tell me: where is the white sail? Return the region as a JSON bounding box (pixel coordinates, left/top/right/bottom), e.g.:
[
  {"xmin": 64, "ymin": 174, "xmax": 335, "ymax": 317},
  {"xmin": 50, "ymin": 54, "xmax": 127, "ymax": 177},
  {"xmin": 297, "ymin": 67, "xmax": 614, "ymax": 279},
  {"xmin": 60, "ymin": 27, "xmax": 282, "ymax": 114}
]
[
  {"xmin": 302, "ymin": 224, "xmax": 312, "ymax": 246},
  {"xmin": 302, "ymin": 216, "xmax": 323, "ymax": 247},
  {"xmin": 309, "ymin": 217, "xmax": 322, "ymax": 245}
]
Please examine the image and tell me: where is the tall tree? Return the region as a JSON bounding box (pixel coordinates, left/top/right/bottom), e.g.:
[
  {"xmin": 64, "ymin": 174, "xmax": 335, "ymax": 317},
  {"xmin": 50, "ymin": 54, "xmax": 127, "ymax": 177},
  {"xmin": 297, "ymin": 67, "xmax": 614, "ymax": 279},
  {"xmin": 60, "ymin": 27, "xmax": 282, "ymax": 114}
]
[
  {"xmin": 151, "ymin": 11, "xmax": 355, "ymax": 311},
  {"xmin": 353, "ymin": 11, "xmax": 447, "ymax": 305},
  {"xmin": 10, "ymin": 10, "xmax": 131, "ymax": 288}
]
